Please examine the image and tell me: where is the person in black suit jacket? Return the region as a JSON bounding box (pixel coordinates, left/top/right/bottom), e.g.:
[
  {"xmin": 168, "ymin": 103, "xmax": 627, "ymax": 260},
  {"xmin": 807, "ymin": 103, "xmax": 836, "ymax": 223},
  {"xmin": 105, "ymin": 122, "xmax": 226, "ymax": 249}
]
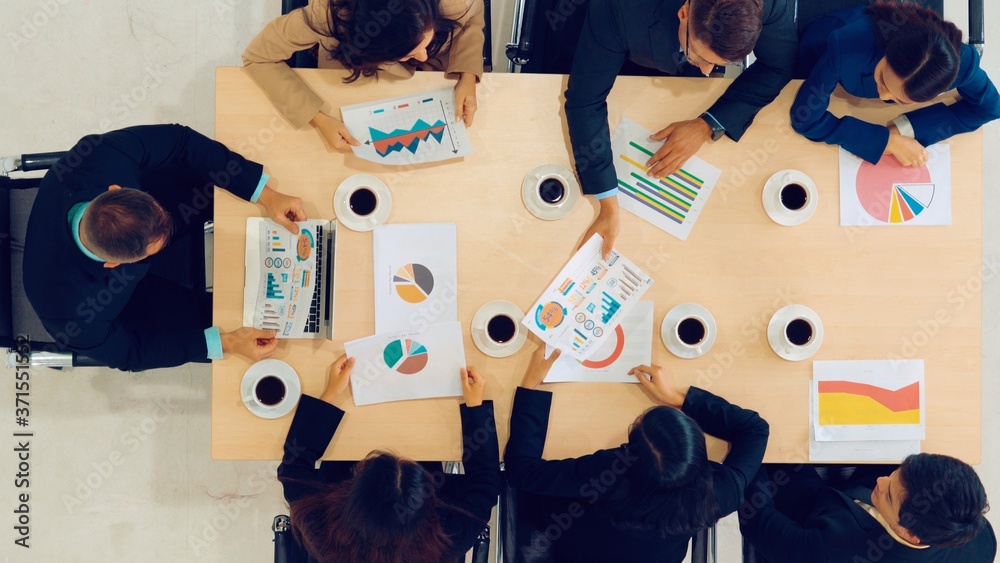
[
  {"xmin": 23, "ymin": 125, "xmax": 306, "ymax": 371},
  {"xmin": 739, "ymin": 456, "xmax": 996, "ymax": 563},
  {"xmin": 569, "ymin": 0, "xmax": 796, "ymax": 257},
  {"xmin": 279, "ymin": 354, "xmax": 500, "ymax": 563},
  {"xmin": 504, "ymin": 347, "xmax": 769, "ymax": 563}
]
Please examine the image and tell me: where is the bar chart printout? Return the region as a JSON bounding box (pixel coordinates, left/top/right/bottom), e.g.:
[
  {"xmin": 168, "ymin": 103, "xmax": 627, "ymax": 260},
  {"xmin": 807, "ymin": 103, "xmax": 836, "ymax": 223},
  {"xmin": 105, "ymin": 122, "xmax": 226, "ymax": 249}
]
[
  {"xmin": 611, "ymin": 117, "xmax": 722, "ymax": 240},
  {"xmin": 341, "ymin": 88, "xmax": 472, "ymax": 165},
  {"xmin": 523, "ymin": 234, "xmax": 654, "ymax": 361}
]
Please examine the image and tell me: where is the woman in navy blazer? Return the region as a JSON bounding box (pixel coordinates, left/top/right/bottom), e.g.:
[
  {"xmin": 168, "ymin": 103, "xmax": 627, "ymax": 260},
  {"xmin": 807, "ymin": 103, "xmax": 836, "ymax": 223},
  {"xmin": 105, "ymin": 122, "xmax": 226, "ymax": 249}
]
[
  {"xmin": 791, "ymin": 1, "xmax": 999, "ymax": 167},
  {"xmin": 278, "ymin": 355, "xmax": 500, "ymax": 563},
  {"xmin": 504, "ymin": 347, "xmax": 769, "ymax": 563}
]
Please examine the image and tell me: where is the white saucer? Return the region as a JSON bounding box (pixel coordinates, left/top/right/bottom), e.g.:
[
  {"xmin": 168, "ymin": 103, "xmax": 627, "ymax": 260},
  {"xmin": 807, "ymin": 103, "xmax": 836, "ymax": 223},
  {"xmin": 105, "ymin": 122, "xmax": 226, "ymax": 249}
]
[
  {"xmin": 661, "ymin": 303, "xmax": 717, "ymax": 359},
  {"xmin": 521, "ymin": 164, "xmax": 581, "ymax": 221},
  {"xmin": 767, "ymin": 304, "xmax": 824, "ymax": 361},
  {"xmin": 471, "ymin": 300, "xmax": 528, "ymax": 358},
  {"xmin": 240, "ymin": 359, "xmax": 302, "ymax": 419},
  {"xmin": 334, "ymin": 174, "xmax": 392, "ymax": 232},
  {"xmin": 762, "ymin": 169, "xmax": 818, "ymax": 226}
]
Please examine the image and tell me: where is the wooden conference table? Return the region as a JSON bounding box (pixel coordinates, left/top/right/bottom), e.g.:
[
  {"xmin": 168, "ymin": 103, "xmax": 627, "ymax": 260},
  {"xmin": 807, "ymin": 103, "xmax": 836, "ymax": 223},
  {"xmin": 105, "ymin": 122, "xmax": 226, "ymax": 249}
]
[{"xmin": 212, "ymin": 67, "xmax": 982, "ymax": 464}]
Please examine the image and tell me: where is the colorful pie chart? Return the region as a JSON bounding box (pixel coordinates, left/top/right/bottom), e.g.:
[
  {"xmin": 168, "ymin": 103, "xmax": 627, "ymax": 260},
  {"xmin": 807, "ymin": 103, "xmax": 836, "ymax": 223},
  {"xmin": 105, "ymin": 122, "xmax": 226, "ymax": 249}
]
[
  {"xmin": 393, "ymin": 263, "xmax": 434, "ymax": 303},
  {"xmin": 856, "ymin": 155, "xmax": 934, "ymax": 224},
  {"xmin": 383, "ymin": 338, "xmax": 429, "ymax": 375}
]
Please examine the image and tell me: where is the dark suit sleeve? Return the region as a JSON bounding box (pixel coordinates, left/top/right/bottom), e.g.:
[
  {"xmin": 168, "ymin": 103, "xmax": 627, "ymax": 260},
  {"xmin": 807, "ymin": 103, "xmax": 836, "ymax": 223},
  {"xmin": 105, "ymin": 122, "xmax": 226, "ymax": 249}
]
[
  {"xmin": 738, "ymin": 470, "xmax": 829, "ymax": 563},
  {"xmin": 790, "ymin": 31, "xmax": 890, "ymax": 163},
  {"xmin": 277, "ymin": 395, "xmax": 346, "ymax": 504},
  {"xmin": 504, "ymin": 387, "xmax": 625, "ymax": 497},
  {"xmin": 706, "ymin": 0, "xmax": 796, "ymax": 140},
  {"xmin": 564, "ymin": 0, "xmax": 629, "ymax": 197},
  {"xmin": 905, "ymin": 45, "xmax": 1000, "ymax": 146},
  {"xmin": 681, "ymin": 387, "xmax": 769, "ymax": 515},
  {"xmin": 455, "ymin": 400, "xmax": 501, "ymax": 520},
  {"xmin": 74, "ymin": 124, "xmax": 265, "ymax": 202}
]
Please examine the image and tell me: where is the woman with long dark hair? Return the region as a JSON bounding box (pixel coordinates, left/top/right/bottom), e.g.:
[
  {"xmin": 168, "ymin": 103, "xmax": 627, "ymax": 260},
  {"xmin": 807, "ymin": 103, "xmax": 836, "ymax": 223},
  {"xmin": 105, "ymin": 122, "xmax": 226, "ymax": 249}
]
[
  {"xmin": 243, "ymin": 0, "xmax": 484, "ymax": 150},
  {"xmin": 790, "ymin": 0, "xmax": 999, "ymax": 166},
  {"xmin": 504, "ymin": 348, "xmax": 769, "ymax": 562},
  {"xmin": 279, "ymin": 354, "xmax": 499, "ymax": 563}
]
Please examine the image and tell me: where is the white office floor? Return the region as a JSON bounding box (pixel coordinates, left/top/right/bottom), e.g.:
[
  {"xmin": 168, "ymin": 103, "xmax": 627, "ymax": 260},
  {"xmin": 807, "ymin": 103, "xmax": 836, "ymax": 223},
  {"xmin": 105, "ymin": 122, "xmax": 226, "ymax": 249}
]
[{"xmin": 0, "ymin": 1, "xmax": 997, "ymax": 561}]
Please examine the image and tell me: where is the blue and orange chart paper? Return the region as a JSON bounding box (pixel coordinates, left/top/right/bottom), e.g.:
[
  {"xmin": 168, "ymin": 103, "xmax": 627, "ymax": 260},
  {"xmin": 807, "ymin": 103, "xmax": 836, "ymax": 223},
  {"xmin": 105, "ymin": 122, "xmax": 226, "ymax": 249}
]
[
  {"xmin": 611, "ymin": 118, "xmax": 722, "ymax": 241},
  {"xmin": 341, "ymin": 88, "xmax": 472, "ymax": 165},
  {"xmin": 839, "ymin": 145, "xmax": 951, "ymax": 226}
]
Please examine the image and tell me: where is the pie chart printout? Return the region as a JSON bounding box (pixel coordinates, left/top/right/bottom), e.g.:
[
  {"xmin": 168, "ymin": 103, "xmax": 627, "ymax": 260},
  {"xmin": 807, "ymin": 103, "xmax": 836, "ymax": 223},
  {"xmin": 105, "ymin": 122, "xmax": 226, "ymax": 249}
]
[
  {"xmin": 393, "ymin": 263, "xmax": 435, "ymax": 304},
  {"xmin": 382, "ymin": 339, "xmax": 429, "ymax": 375},
  {"xmin": 856, "ymin": 156, "xmax": 934, "ymax": 224}
]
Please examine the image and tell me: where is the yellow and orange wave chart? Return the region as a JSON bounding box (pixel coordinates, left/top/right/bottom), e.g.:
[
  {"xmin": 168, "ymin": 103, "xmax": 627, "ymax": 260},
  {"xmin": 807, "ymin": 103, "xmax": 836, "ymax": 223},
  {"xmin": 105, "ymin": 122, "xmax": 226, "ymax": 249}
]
[{"xmin": 818, "ymin": 381, "xmax": 920, "ymax": 426}]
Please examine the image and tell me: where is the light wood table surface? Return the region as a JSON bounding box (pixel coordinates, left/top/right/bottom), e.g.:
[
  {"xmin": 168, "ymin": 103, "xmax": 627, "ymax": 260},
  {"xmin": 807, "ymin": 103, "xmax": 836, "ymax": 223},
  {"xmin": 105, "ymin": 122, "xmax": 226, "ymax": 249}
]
[{"xmin": 213, "ymin": 67, "xmax": 982, "ymax": 463}]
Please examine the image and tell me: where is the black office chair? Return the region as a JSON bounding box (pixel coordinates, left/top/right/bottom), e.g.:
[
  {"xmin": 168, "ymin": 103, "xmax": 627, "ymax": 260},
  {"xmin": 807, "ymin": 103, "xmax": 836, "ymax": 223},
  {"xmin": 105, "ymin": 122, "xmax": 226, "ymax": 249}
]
[
  {"xmin": 280, "ymin": 0, "xmax": 495, "ymax": 72},
  {"xmin": 0, "ymin": 151, "xmax": 213, "ymax": 369}
]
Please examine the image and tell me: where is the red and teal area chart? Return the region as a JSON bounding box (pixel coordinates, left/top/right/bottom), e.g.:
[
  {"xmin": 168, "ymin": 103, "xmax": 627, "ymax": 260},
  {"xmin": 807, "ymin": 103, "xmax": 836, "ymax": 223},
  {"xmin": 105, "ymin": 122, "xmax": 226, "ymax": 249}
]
[{"xmin": 341, "ymin": 88, "xmax": 472, "ymax": 165}]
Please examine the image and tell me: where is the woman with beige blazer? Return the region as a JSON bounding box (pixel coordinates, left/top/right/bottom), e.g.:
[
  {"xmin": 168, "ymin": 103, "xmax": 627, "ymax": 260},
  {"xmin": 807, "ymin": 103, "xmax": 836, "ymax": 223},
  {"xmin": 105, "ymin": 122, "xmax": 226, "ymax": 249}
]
[{"xmin": 243, "ymin": 0, "xmax": 485, "ymax": 151}]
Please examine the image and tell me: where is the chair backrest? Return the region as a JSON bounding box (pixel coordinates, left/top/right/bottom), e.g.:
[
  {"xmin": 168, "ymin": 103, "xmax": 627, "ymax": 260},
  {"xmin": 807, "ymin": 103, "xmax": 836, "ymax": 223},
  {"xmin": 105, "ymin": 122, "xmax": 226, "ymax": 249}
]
[{"xmin": 795, "ymin": 0, "xmax": 944, "ymax": 36}]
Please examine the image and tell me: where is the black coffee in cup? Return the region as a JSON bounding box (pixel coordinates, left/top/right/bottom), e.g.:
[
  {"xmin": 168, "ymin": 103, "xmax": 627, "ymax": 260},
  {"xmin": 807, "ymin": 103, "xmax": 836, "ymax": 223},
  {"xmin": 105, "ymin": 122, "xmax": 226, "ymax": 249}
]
[
  {"xmin": 349, "ymin": 187, "xmax": 378, "ymax": 216},
  {"xmin": 780, "ymin": 183, "xmax": 808, "ymax": 211},
  {"xmin": 539, "ymin": 178, "xmax": 566, "ymax": 204},
  {"xmin": 677, "ymin": 317, "xmax": 706, "ymax": 346},
  {"xmin": 255, "ymin": 375, "xmax": 286, "ymax": 406},
  {"xmin": 785, "ymin": 319, "xmax": 813, "ymax": 346},
  {"xmin": 487, "ymin": 314, "xmax": 517, "ymax": 344}
]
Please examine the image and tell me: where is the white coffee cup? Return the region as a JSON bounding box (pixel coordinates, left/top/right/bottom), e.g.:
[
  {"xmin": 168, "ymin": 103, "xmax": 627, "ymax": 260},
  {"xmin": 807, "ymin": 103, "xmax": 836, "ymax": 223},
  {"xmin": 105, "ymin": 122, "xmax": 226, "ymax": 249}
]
[
  {"xmin": 674, "ymin": 315, "xmax": 708, "ymax": 355},
  {"xmin": 781, "ymin": 317, "xmax": 815, "ymax": 352},
  {"xmin": 243, "ymin": 374, "xmax": 288, "ymax": 409}
]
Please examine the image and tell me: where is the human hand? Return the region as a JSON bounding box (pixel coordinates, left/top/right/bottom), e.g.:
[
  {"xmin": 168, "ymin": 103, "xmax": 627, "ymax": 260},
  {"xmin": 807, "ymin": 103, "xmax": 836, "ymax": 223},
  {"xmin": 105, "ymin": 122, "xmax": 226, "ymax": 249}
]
[
  {"xmin": 462, "ymin": 366, "xmax": 487, "ymax": 407},
  {"xmin": 454, "ymin": 73, "xmax": 478, "ymax": 127},
  {"xmin": 309, "ymin": 111, "xmax": 361, "ymax": 151},
  {"xmin": 257, "ymin": 187, "xmax": 307, "ymax": 234},
  {"xmin": 629, "ymin": 364, "xmax": 687, "ymax": 408},
  {"xmin": 319, "ymin": 353, "xmax": 355, "ymax": 404},
  {"xmin": 580, "ymin": 197, "xmax": 620, "ymax": 260},
  {"xmin": 646, "ymin": 118, "xmax": 712, "ymax": 178},
  {"xmin": 520, "ymin": 346, "xmax": 561, "ymax": 390},
  {"xmin": 221, "ymin": 327, "xmax": 280, "ymax": 361},
  {"xmin": 885, "ymin": 125, "xmax": 929, "ymax": 167}
]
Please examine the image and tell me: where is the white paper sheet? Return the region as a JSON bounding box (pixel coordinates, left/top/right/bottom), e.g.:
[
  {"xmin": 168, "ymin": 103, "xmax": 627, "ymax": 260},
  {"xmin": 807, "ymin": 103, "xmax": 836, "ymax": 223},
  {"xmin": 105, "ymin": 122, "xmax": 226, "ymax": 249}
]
[
  {"xmin": 373, "ymin": 223, "xmax": 458, "ymax": 333},
  {"xmin": 341, "ymin": 88, "xmax": 472, "ymax": 165},
  {"xmin": 812, "ymin": 360, "xmax": 925, "ymax": 442},
  {"xmin": 546, "ymin": 301, "xmax": 653, "ymax": 383},
  {"xmin": 522, "ymin": 234, "xmax": 654, "ymax": 361},
  {"xmin": 839, "ymin": 145, "xmax": 951, "ymax": 226},
  {"xmin": 345, "ymin": 321, "xmax": 465, "ymax": 406},
  {"xmin": 611, "ymin": 117, "xmax": 722, "ymax": 241}
]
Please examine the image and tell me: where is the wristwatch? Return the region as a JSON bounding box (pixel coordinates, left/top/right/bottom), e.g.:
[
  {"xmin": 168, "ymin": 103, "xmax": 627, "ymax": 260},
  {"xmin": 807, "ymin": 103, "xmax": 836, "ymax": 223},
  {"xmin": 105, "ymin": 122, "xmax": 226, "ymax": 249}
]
[{"xmin": 700, "ymin": 112, "xmax": 726, "ymax": 142}]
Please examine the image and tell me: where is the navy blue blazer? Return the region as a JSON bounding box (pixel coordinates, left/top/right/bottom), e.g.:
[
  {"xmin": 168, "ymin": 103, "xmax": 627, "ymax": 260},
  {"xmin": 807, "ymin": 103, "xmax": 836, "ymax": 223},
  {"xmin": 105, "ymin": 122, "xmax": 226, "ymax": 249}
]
[
  {"xmin": 566, "ymin": 0, "xmax": 797, "ymax": 196},
  {"xmin": 23, "ymin": 125, "xmax": 262, "ymax": 371},
  {"xmin": 278, "ymin": 395, "xmax": 500, "ymax": 559},
  {"xmin": 504, "ymin": 386, "xmax": 769, "ymax": 563},
  {"xmin": 791, "ymin": 6, "xmax": 1000, "ymax": 164},
  {"xmin": 739, "ymin": 465, "xmax": 997, "ymax": 563}
]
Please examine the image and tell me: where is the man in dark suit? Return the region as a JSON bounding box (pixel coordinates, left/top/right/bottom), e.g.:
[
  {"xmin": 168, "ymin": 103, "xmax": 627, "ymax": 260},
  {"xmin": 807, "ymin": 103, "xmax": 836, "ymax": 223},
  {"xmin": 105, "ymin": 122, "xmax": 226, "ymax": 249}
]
[
  {"xmin": 568, "ymin": 0, "xmax": 796, "ymax": 257},
  {"xmin": 739, "ymin": 456, "xmax": 997, "ymax": 562},
  {"xmin": 24, "ymin": 124, "xmax": 306, "ymax": 371}
]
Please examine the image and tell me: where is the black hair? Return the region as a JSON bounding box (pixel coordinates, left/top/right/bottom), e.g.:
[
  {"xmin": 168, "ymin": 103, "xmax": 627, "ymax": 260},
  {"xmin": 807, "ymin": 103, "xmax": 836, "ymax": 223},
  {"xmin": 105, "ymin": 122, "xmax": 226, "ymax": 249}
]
[
  {"xmin": 605, "ymin": 406, "xmax": 720, "ymax": 537},
  {"xmin": 317, "ymin": 0, "xmax": 462, "ymax": 82},
  {"xmin": 689, "ymin": 0, "xmax": 764, "ymax": 62},
  {"xmin": 866, "ymin": 0, "xmax": 963, "ymax": 102},
  {"xmin": 897, "ymin": 453, "xmax": 989, "ymax": 548}
]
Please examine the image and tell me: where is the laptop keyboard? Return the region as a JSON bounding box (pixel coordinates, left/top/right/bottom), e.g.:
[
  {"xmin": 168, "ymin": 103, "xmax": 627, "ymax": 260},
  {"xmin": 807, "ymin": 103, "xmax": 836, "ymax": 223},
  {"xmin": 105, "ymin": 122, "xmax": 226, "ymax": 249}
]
[{"xmin": 305, "ymin": 225, "xmax": 323, "ymax": 333}]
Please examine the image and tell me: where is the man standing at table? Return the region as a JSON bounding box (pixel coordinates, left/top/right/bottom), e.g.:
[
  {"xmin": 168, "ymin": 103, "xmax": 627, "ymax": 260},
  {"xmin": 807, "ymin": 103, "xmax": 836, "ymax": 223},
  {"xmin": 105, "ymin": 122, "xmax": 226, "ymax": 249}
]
[
  {"xmin": 569, "ymin": 0, "xmax": 796, "ymax": 256},
  {"xmin": 739, "ymin": 455, "xmax": 997, "ymax": 562},
  {"xmin": 24, "ymin": 124, "xmax": 306, "ymax": 372}
]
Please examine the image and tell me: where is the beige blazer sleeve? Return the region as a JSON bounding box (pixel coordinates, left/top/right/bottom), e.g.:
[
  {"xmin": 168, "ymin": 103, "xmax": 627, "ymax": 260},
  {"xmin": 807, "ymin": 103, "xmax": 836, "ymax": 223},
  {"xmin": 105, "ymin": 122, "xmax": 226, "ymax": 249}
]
[
  {"xmin": 241, "ymin": 0, "xmax": 336, "ymax": 129},
  {"xmin": 441, "ymin": 0, "xmax": 486, "ymax": 80}
]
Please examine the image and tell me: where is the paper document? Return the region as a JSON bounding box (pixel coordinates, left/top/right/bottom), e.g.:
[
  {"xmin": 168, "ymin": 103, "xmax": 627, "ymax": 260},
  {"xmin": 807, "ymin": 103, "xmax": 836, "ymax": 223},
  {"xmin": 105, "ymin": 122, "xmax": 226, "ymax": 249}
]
[
  {"xmin": 546, "ymin": 301, "xmax": 653, "ymax": 383},
  {"xmin": 839, "ymin": 145, "xmax": 951, "ymax": 226}
]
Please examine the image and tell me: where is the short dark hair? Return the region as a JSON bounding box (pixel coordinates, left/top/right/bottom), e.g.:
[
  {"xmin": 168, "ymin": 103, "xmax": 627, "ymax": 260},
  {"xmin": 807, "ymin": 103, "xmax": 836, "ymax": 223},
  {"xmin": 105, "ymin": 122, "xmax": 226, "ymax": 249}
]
[
  {"xmin": 606, "ymin": 406, "xmax": 720, "ymax": 537},
  {"xmin": 867, "ymin": 1, "xmax": 963, "ymax": 102},
  {"xmin": 897, "ymin": 453, "xmax": 989, "ymax": 548},
  {"xmin": 82, "ymin": 188, "xmax": 173, "ymax": 263},
  {"xmin": 689, "ymin": 0, "xmax": 764, "ymax": 62},
  {"xmin": 317, "ymin": 0, "xmax": 462, "ymax": 83},
  {"xmin": 287, "ymin": 451, "xmax": 461, "ymax": 562}
]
